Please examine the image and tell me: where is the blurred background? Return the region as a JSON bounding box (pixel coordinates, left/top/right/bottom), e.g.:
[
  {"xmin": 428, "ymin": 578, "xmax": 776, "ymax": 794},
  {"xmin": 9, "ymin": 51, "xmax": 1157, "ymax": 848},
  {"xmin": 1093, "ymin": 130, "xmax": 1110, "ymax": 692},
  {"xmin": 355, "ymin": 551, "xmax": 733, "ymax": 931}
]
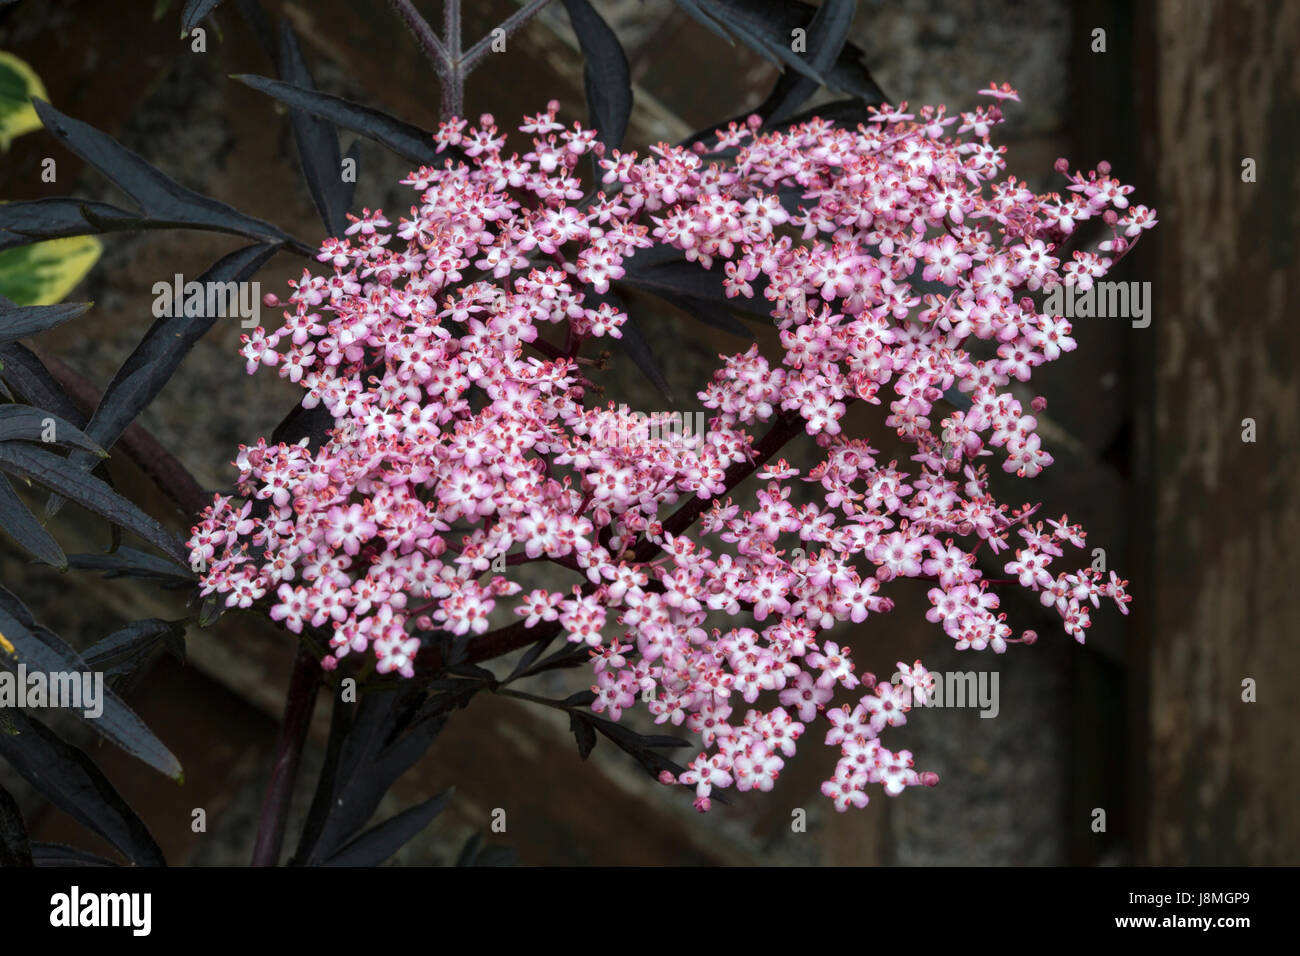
[{"xmin": 0, "ymin": 0, "xmax": 1296, "ymax": 865}]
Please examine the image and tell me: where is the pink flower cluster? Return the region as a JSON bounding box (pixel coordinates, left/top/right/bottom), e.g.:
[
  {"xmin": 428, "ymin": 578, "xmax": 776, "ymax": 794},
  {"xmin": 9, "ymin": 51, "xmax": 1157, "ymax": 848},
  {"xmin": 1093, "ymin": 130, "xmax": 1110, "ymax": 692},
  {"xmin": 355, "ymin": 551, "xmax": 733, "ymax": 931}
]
[{"xmin": 192, "ymin": 88, "xmax": 1149, "ymax": 812}]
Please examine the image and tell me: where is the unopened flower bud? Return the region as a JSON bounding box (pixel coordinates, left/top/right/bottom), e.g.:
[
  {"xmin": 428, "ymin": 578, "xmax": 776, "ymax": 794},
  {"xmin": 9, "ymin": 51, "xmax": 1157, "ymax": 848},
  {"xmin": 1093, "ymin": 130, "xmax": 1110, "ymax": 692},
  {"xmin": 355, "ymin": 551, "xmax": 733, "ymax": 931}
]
[
  {"xmin": 1054, "ymin": 157, "xmax": 1070, "ymax": 174},
  {"xmin": 1021, "ymin": 629, "xmax": 1038, "ymax": 645},
  {"xmin": 919, "ymin": 771, "xmax": 940, "ymax": 787},
  {"xmin": 1031, "ymin": 395, "xmax": 1047, "ymax": 412}
]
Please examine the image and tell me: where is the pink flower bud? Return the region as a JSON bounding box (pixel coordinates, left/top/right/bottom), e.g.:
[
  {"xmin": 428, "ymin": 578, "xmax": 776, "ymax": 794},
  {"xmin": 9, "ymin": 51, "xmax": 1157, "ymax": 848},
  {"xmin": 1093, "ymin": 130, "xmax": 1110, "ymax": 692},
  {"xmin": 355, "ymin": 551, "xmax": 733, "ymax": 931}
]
[{"xmin": 919, "ymin": 771, "xmax": 940, "ymax": 787}]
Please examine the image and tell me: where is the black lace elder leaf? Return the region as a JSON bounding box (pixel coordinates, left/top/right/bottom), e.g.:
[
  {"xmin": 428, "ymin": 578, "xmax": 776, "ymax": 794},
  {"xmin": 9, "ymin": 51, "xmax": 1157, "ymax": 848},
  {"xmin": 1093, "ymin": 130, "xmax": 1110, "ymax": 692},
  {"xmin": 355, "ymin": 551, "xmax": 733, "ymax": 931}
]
[
  {"xmin": 321, "ymin": 788, "xmax": 453, "ymax": 867},
  {"xmin": 562, "ymin": 0, "xmax": 632, "ymax": 151},
  {"xmin": 651, "ymin": 288, "xmax": 755, "ymax": 339},
  {"xmin": 0, "ymin": 710, "xmax": 165, "ymax": 867},
  {"xmin": 181, "ymin": 0, "xmax": 226, "ymax": 34},
  {"xmin": 0, "ymin": 199, "xmax": 133, "ymax": 252},
  {"xmin": 0, "ymin": 784, "xmax": 33, "ymax": 868},
  {"xmin": 271, "ymin": 400, "xmax": 335, "ymax": 454},
  {"xmin": 0, "ymin": 343, "xmax": 89, "ymax": 427},
  {"xmin": 29, "ymin": 843, "xmax": 121, "ymax": 867},
  {"xmin": 67, "ymin": 547, "xmax": 196, "ymax": 586},
  {"xmin": 618, "ymin": 256, "xmax": 773, "ymax": 318},
  {"xmin": 0, "ymin": 296, "xmax": 92, "ymax": 345},
  {"xmin": 616, "ymin": 309, "xmax": 674, "ymax": 402},
  {"xmin": 0, "ymin": 597, "xmax": 183, "ymax": 780},
  {"xmin": 583, "ymin": 710, "xmax": 695, "ymax": 779},
  {"xmin": 83, "ymin": 619, "xmax": 187, "ymax": 682},
  {"xmin": 0, "ymin": 405, "xmax": 105, "ymax": 455},
  {"xmin": 674, "ymin": 0, "xmax": 824, "ymax": 85},
  {"xmin": 0, "ymin": 442, "xmax": 187, "ymax": 563},
  {"xmin": 754, "ymin": 0, "xmax": 858, "ymax": 125},
  {"xmin": 455, "ymin": 833, "xmax": 518, "ymax": 867},
  {"xmin": 276, "ymin": 21, "xmax": 357, "ymax": 238},
  {"xmin": 293, "ymin": 686, "xmax": 450, "ymax": 866},
  {"xmin": 583, "ymin": 288, "xmax": 674, "ymax": 400},
  {"xmin": 232, "ymin": 75, "xmax": 445, "ymax": 166},
  {"xmin": 569, "ymin": 709, "xmax": 598, "ymax": 759},
  {"xmin": 686, "ymin": 0, "xmax": 882, "ymax": 101},
  {"xmin": 559, "ymin": 690, "xmax": 694, "ymax": 781},
  {"xmin": 45, "ymin": 243, "xmax": 277, "ymax": 518},
  {"xmin": 0, "ymin": 473, "xmax": 66, "ymax": 568},
  {"xmin": 675, "ymin": 0, "xmax": 886, "ymax": 149},
  {"xmin": 26, "ymin": 99, "xmax": 308, "ymax": 254}
]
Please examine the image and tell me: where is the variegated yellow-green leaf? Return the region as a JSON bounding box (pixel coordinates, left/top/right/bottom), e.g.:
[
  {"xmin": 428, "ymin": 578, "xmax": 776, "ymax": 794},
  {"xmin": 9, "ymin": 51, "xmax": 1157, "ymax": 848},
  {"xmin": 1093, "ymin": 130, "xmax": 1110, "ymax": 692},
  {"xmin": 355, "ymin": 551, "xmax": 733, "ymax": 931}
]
[
  {"xmin": 0, "ymin": 52, "xmax": 48, "ymax": 149},
  {"xmin": 0, "ymin": 235, "xmax": 102, "ymax": 306}
]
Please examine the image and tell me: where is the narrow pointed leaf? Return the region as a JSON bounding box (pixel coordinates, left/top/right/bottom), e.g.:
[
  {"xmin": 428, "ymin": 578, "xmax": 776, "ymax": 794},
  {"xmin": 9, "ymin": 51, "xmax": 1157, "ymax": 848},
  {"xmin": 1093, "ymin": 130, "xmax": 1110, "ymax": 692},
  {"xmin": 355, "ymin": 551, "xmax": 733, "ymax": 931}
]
[
  {"xmin": 0, "ymin": 405, "xmax": 105, "ymax": 455},
  {"xmin": 233, "ymin": 75, "xmax": 443, "ymax": 166},
  {"xmin": 181, "ymin": 0, "xmax": 226, "ymax": 33},
  {"xmin": 68, "ymin": 547, "xmax": 195, "ymax": 584},
  {"xmin": 30, "ymin": 842, "xmax": 120, "ymax": 867},
  {"xmin": 616, "ymin": 313, "xmax": 673, "ymax": 401},
  {"xmin": 0, "ymin": 709, "xmax": 165, "ymax": 866},
  {"xmin": 321, "ymin": 789, "xmax": 452, "ymax": 867},
  {"xmin": 44, "ymin": 243, "xmax": 276, "ymax": 519},
  {"xmin": 0, "ymin": 472, "xmax": 66, "ymax": 568},
  {"xmin": 83, "ymin": 619, "xmax": 187, "ymax": 681},
  {"xmin": 0, "ymin": 601, "xmax": 183, "ymax": 780},
  {"xmin": 0, "ymin": 295, "xmax": 91, "ymax": 345},
  {"xmin": 654, "ymin": 289, "xmax": 755, "ymax": 338},
  {"xmin": 0, "ymin": 442, "xmax": 187, "ymax": 562},
  {"xmin": 277, "ymin": 23, "xmax": 350, "ymax": 237},
  {"xmin": 0, "ymin": 784, "xmax": 33, "ymax": 867},
  {"xmin": 0, "ymin": 198, "xmax": 135, "ymax": 252},
  {"xmin": 0, "ymin": 342, "xmax": 90, "ymax": 426},
  {"xmin": 760, "ymin": 0, "xmax": 856, "ymax": 123},
  {"xmin": 32, "ymin": 99, "xmax": 301, "ymax": 248},
  {"xmin": 620, "ymin": 258, "xmax": 773, "ymax": 317},
  {"xmin": 562, "ymin": 0, "xmax": 632, "ymax": 151}
]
